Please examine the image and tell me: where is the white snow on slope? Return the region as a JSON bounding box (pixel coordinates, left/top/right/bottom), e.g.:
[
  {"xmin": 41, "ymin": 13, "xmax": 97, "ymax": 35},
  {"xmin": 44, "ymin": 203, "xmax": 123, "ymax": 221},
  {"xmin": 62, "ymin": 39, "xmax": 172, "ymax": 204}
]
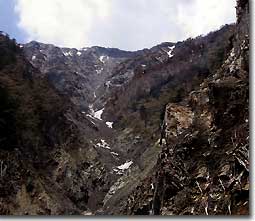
[
  {"xmin": 106, "ymin": 121, "xmax": 113, "ymax": 128},
  {"xmin": 87, "ymin": 104, "xmax": 105, "ymax": 121},
  {"xmin": 96, "ymin": 139, "xmax": 111, "ymax": 149},
  {"xmin": 99, "ymin": 55, "xmax": 109, "ymax": 63},
  {"xmin": 86, "ymin": 114, "xmax": 94, "ymax": 119},
  {"xmin": 94, "ymin": 108, "xmax": 104, "ymax": 120},
  {"xmin": 89, "ymin": 104, "xmax": 95, "ymax": 114},
  {"xmin": 88, "ymin": 104, "xmax": 104, "ymax": 120},
  {"xmin": 96, "ymin": 67, "xmax": 103, "ymax": 74},
  {"xmin": 81, "ymin": 111, "xmax": 97, "ymax": 125},
  {"xmin": 63, "ymin": 51, "xmax": 73, "ymax": 56},
  {"xmin": 89, "ymin": 120, "xmax": 96, "ymax": 126},
  {"xmin": 77, "ymin": 51, "xmax": 82, "ymax": 56},
  {"xmin": 99, "ymin": 55, "xmax": 105, "ymax": 63},
  {"xmin": 85, "ymin": 114, "xmax": 96, "ymax": 124},
  {"xmin": 111, "ymin": 152, "xmax": 119, "ymax": 156},
  {"xmin": 117, "ymin": 161, "xmax": 133, "ymax": 170},
  {"xmin": 32, "ymin": 55, "xmax": 36, "ymax": 60},
  {"xmin": 167, "ymin": 45, "xmax": 175, "ymax": 58},
  {"xmin": 105, "ymin": 81, "xmax": 111, "ymax": 88}
]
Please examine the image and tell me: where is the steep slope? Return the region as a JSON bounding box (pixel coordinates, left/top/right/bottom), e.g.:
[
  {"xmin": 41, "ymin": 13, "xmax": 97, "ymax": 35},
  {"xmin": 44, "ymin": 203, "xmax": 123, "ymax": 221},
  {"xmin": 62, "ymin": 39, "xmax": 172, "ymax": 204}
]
[
  {"xmin": 20, "ymin": 25, "xmax": 235, "ymax": 215},
  {"xmin": 23, "ymin": 24, "xmax": 235, "ymax": 169},
  {"xmin": 102, "ymin": 25, "xmax": 234, "ymax": 159},
  {"xmin": 0, "ymin": 34, "xmax": 79, "ymax": 214},
  {"xmin": 116, "ymin": 0, "xmax": 249, "ymax": 215},
  {"xmin": 23, "ymin": 42, "xmax": 139, "ymax": 109},
  {"xmin": 0, "ymin": 34, "xmax": 129, "ymax": 215}
]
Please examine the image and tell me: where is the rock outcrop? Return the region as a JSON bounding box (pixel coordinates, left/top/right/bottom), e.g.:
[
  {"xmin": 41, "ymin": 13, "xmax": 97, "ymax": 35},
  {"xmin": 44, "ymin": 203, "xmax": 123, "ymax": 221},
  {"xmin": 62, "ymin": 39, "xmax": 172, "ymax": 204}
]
[{"xmin": 120, "ymin": 0, "xmax": 249, "ymax": 215}]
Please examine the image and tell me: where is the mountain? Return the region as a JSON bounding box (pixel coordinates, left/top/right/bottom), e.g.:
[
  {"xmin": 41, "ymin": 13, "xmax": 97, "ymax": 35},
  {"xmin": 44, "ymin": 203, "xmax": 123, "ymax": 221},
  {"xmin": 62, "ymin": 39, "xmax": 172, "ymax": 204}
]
[
  {"xmin": 112, "ymin": 0, "xmax": 249, "ymax": 215},
  {"xmin": 0, "ymin": 0, "xmax": 249, "ymax": 215}
]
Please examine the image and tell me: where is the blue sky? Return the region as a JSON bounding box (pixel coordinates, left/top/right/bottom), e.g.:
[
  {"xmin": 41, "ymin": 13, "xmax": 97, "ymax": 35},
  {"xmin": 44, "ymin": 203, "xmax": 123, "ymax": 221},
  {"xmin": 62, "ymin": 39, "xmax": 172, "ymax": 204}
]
[
  {"xmin": 0, "ymin": 0, "xmax": 236, "ymax": 50},
  {"xmin": 0, "ymin": 0, "xmax": 27, "ymax": 42}
]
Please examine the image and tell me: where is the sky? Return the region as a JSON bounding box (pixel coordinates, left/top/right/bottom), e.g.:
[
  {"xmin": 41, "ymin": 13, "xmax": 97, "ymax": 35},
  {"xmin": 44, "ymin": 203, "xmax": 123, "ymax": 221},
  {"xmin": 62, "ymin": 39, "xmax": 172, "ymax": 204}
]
[{"xmin": 0, "ymin": 0, "xmax": 236, "ymax": 51}]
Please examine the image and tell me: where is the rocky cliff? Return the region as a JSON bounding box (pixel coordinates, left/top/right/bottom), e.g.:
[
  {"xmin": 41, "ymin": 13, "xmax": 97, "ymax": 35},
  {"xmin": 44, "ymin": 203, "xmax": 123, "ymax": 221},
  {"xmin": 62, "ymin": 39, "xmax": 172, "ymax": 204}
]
[
  {"xmin": 0, "ymin": 0, "xmax": 249, "ymax": 216},
  {"xmin": 118, "ymin": 0, "xmax": 249, "ymax": 215}
]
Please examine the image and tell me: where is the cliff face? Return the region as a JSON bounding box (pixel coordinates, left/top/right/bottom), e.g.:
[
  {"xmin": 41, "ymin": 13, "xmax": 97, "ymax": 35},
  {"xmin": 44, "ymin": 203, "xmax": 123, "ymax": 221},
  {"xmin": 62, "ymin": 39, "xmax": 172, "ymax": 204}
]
[
  {"xmin": 120, "ymin": 0, "xmax": 249, "ymax": 215},
  {"xmin": 0, "ymin": 0, "xmax": 249, "ymax": 216}
]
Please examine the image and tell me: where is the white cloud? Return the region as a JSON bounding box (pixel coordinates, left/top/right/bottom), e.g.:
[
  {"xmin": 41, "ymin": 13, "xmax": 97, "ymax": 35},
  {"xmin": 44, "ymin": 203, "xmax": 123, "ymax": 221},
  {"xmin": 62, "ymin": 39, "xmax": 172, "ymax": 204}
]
[
  {"xmin": 15, "ymin": 0, "xmax": 236, "ymax": 50},
  {"xmin": 15, "ymin": 0, "xmax": 110, "ymax": 48},
  {"xmin": 176, "ymin": 0, "xmax": 237, "ymax": 39}
]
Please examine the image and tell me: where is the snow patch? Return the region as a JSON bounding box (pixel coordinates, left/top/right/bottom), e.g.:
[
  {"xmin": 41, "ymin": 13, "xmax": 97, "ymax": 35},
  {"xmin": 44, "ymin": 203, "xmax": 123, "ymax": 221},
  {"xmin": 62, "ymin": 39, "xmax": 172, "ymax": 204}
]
[
  {"xmin": 88, "ymin": 104, "xmax": 104, "ymax": 120},
  {"xmin": 93, "ymin": 92, "xmax": 97, "ymax": 98},
  {"xmin": 96, "ymin": 139, "xmax": 111, "ymax": 149},
  {"xmin": 77, "ymin": 51, "xmax": 82, "ymax": 56},
  {"xmin": 96, "ymin": 67, "xmax": 103, "ymax": 74},
  {"xmin": 230, "ymin": 49, "xmax": 235, "ymax": 57},
  {"xmin": 117, "ymin": 161, "xmax": 133, "ymax": 170},
  {"xmin": 32, "ymin": 55, "xmax": 36, "ymax": 60},
  {"xmin": 90, "ymin": 120, "xmax": 96, "ymax": 126},
  {"xmin": 112, "ymin": 170, "xmax": 121, "ymax": 175},
  {"xmin": 111, "ymin": 152, "xmax": 119, "ymax": 156},
  {"xmin": 86, "ymin": 114, "xmax": 95, "ymax": 120},
  {"xmin": 89, "ymin": 104, "xmax": 95, "ymax": 114},
  {"xmin": 99, "ymin": 55, "xmax": 108, "ymax": 63},
  {"xmin": 99, "ymin": 55, "xmax": 105, "ymax": 63},
  {"xmin": 94, "ymin": 108, "xmax": 104, "ymax": 120},
  {"xmin": 83, "ymin": 112, "xmax": 97, "ymax": 125},
  {"xmin": 63, "ymin": 51, "xmax": 73, "ymax": 56},
  {"xmin": 167, "ymin": 45, "xmax": 175, "ymax": 58},
  {"xmin": 105, "ymin": 81, "xmax": 111, "ymax": 88},
  {"xmin": 106, "ymin": 121, "xmax": 113, "ymax": 128}
]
